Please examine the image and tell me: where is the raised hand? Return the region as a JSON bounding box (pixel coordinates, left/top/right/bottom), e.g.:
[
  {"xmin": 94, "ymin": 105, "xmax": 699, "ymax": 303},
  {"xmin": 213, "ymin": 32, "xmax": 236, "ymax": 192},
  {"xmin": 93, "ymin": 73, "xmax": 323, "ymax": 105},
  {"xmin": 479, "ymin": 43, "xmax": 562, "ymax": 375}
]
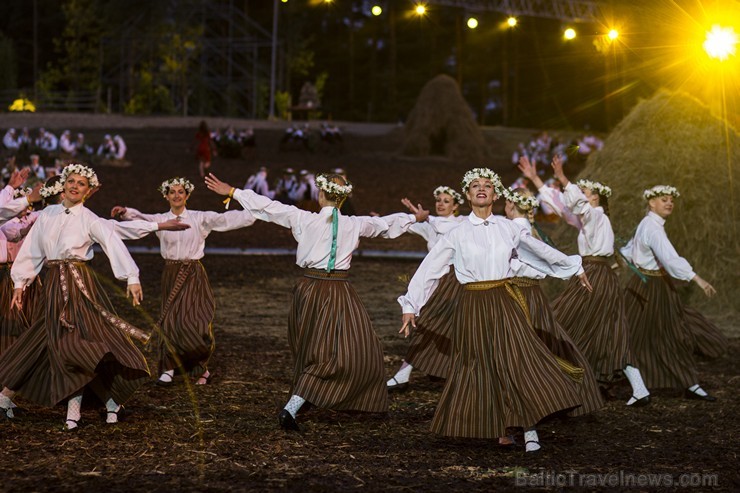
[
  {"xmin": 204, "ymin": 173, "xmax": 233, "ymax": 196},
  {"xmin": 111, "ymin": 206, "xmax": 127, "ymax": 218},
  {"xmin": 517, "ymin": 156, "xmax": 537, "ymax": 180},
  {"xmin": 551, "ymin": 154, "xmax": 568, "ymax": 184},
  {"xmin": 8, "ymin": 169, "xmax": 29, "ymax": 189}
]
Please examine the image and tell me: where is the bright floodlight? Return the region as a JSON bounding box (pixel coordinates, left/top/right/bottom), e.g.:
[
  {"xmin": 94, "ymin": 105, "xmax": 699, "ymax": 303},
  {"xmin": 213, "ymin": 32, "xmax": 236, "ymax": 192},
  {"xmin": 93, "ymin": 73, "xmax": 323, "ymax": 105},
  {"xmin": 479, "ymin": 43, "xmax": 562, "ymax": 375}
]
[
  {"xmin": 507, "ymin": 17, "xmax": 517, "ymax": 28},
  {"xmin": 703, "ymin": 25, "xmax": 737, "ymax": 60},
  {"xmin": 415, "ymin": 4, "xmax": 426, "ymax": 16},
  {"xmin": 564, "ymin": 28, "xmax": 576, "ymax": 40},
  {"xmin": 371, "ymin": 5, "xmax": 382, "ymax": 16},
  {"xmin": 467, "ymin": 17, "xmax": 478, "ymax": 29},
  {"xmin": 607, "ymin": 29, "xmax": 619, "ymax": 41}
]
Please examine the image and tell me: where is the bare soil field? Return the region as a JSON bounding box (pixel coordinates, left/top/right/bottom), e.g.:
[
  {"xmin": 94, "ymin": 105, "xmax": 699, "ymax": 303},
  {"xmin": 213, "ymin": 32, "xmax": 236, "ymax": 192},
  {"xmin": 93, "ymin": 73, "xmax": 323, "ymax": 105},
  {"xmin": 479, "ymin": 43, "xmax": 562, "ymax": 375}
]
[{"xmin": 0, "ymin": 116, "xmax": 736, "ymax": 492}]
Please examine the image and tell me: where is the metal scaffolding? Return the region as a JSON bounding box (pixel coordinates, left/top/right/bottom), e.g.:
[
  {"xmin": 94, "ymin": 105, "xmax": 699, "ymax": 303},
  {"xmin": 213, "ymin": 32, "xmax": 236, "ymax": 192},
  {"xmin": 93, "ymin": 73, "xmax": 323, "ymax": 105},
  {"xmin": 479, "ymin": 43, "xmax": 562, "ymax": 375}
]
[{"xmin": 425, "ymin": 0, "xmax": 601, "ymax": 23}]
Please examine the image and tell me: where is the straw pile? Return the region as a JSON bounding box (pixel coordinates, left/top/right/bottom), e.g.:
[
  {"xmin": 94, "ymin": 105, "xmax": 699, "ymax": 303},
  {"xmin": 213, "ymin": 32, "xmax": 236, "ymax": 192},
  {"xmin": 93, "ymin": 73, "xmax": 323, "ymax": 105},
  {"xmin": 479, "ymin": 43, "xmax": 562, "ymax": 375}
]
[
  {"xmin": 402, "ymin": 74, "xmax": 491, "ymax": 165},
  {"xmin": 562, "ymin": 89, "xmax": 739, "ymax": 322}
]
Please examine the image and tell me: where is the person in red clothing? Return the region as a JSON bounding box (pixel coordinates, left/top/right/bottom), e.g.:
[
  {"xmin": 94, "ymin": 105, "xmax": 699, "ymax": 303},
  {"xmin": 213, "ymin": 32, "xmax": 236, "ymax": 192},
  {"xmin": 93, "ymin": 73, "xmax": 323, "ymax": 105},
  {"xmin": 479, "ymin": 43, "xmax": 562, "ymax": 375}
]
[{"xmin": 194, "ymin": 121, "xmax": 215, "ymax": 177}]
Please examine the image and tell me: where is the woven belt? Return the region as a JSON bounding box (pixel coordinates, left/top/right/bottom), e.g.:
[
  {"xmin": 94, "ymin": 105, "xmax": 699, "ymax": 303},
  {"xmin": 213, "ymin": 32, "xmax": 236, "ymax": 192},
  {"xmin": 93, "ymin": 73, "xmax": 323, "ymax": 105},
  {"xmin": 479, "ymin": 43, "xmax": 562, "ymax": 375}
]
[
  {"xmin": 303, "ymin": 268, "xmax": 349, "ymax": 280},
  {"xmin": 165, "ymin": 259, "xmax": 201, "ymax": 266},
  {"xmin": 582, "ymin": 255, "xmax": 614, "ymax": 265},
  {"xmin": 637, "ymin": 267, "xmax": 665, "ymax": 277},
  {"xmin": 510, "ymin": 277, "xmax": 541, "ymax": 287}
]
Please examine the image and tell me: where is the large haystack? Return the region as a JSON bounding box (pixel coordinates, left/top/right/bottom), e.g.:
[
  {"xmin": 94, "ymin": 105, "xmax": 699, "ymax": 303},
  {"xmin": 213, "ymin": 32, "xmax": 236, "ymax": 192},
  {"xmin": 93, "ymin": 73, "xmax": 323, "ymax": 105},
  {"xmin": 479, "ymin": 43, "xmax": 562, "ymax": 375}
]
[
  {"xmin": 403, "ymin": 74, "xmax": 490, "ymax": 165},
  {"xmin": 577, "ymin": 89, "xmax": 740, "ymax": 322}
]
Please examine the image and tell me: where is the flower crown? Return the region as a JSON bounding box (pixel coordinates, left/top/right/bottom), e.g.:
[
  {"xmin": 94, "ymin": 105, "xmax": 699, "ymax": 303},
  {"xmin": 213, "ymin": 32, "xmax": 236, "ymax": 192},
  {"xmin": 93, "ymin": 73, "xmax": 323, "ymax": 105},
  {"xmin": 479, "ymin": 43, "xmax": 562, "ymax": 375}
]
[
  {"xmin": 13, "ymin": 187, "xmax": 32, "ymax": 199},
  {"xmin": 503, "ymin": 188, "xmax": 539, "ymax": 211},
  {"xmin": 61, "ymin": 164, "xmax": 99, "ymax": 188},
  {"xmin": 643, "ymin": 185, "xmax": 680, "ymax": 200},
  {"xmin": 158, "ymin": 177, "xmax": 195, "ymax": 197},
  {"xmin": 461, "ymin": 168, "xmax": 503, "ymax": 195},
  {"xmin": 576, "ymin": 179, "xmax": 612, "ymax": 198},
  {"xmin": 40, "ymin": 181, "xmax": 64, "ymax": 198},
  {"xmin": 315, "ymin": 174, "xmax": 353, "ymax": 197},
  {"xmin": 433, "ymin": 186, "xmax": 464, "ymax": 205}
]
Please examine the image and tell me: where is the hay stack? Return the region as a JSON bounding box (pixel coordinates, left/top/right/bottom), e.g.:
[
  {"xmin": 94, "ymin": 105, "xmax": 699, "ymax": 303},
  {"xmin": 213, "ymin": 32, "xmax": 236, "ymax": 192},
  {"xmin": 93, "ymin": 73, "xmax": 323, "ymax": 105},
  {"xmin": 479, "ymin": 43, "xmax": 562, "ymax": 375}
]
[
  {"xmin": 402, "ymin": 74, "xmax": 490, "ymax": 165},
  {"xmin": 575, "ymin": 89, "xmax": 740, "ymax": 321}
]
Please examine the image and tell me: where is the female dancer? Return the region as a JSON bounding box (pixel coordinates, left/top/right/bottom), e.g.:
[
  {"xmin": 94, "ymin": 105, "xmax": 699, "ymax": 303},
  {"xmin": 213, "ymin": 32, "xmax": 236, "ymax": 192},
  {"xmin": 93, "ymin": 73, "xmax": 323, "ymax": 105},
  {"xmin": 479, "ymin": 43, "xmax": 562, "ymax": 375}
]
[
  {"xmin": 399, "ymin": 168, "xmax": 592, "ymax": 453},
  {"xmin": 111, "ymin": 177, "xmax": 257, "ymax": 386},
  {"xmin": 195, "ymin": 121, "xmax": 214, "ymax": 178},
  {"xmin": 205, "ymin": 172, "xmax": 423, "ymax": 431},
  {"xmin": 0, "ymin": 164, "xmax": 157, "ymax": 429},
  {"xmin": 621, "ymin": 185, "xmax": 718, "ymax": 401},
  {"xmin": 519, "ymin": 156, "xmax": 651, "ymax": 406},
  {"xmin": 502, "ymin": 187, "xmax": 603, "ymax": 417},
  {"xmin": 387, "ymin": 186, "xmax": 465, "ymax": 390}
]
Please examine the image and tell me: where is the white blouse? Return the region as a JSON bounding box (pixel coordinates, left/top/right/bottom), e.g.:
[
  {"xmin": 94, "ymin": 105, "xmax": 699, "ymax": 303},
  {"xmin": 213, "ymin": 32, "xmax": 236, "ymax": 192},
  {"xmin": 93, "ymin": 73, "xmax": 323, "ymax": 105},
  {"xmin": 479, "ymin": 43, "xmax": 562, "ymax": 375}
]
[
  {"xmin": 12, "ymin": 203, "xmax": 143, "ymax": 289},
  {"xmin": 2, "ymin": 212, "xmax": 39, "ymax": 263},
  {"xmin": 536, "ymin": 185, "xmax": 582, "ymax": 230},
  {"xmin": 119, "ymin": 207, "xmax": 256, "ymax": 260},
  {"xmin": 399, "ymin": 213, "xmax": 584, "ymax": 315},
  {"xmin": 407, "ymin": 214, "xmax": 465, "ymax": 251},
  {"xmin": 232, "ymin": 188, "xmax": 416, "ymax": 270},
  {"xmin": 561, "ymin": 182, "xmax": 615, "ymax": 256},
  {"xmin": 619, "ymin": 211, "xmax": 695, "ymax": 281}
]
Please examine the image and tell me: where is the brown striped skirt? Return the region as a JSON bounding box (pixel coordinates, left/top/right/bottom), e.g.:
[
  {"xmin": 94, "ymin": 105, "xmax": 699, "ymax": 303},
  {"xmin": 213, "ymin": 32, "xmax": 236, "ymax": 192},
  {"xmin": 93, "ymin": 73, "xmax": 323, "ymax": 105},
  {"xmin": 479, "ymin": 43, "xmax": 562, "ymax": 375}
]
[
  {"xmin": 514, "ymin": 278, "xmax": 603, "ymax": 416},
  {"xmin": 287, "ymin": 269, "xmax": 388, "ymax": 413},
  {"xmin": 0, "ymin": 263, "xmax": 42, "ymax": 357},
  {"xmin": 0, "ymin": 261, "xmax": 149, "ymax": 407},
  {"xmin": 431, "ymin": 280, "xmax": 583, "ymax": 439},
  {"xmin": 157, "ymin": 260, "xmax": 216, "ymax": 376},
  {"xmin": 404, "ymin": 266, "xmax": 461, "ymax": 379},
  {"xmin": 683, "ymin": 306, "xmax": 727, "ymax": 359},
  {"xmin": 623, "ymin": 272, "xmax": 698, "ymax": 389},
  {"xmin": 552, "ymin": 259, "xmax": 634, "ymax": 382}
]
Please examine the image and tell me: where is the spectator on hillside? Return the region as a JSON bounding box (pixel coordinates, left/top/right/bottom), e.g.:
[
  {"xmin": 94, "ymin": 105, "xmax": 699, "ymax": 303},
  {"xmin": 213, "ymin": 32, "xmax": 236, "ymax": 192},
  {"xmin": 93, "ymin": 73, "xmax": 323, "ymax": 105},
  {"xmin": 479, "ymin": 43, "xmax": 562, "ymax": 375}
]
[
  {"xmin": 244, "ymin": 166, "xmax": 273, "ymax": 198},
  {"xmin": 36, "ymin": 129, "xmax": 58, "ymax": 152},
  {"xmin": 59, "ymin": 130, "xmax": 75, "ymax": 155},
  {"xmin": 75, "ymin": 133, "xmax": 93, "ymax": 156},
  {"xmin": 3, "ymin": 129, "xmax": 19, "ymax": 151},
  {"xmin": 274, "ymin": 168, "xmax": 298, "ymax": 204},
  {"xmin": 113, "ymin": 135, "xmax": 127, "ymax": 160},
  {"xmin": 29, "ymin": 154, "xmax": 45, "ymax": 180},
  {"xmin": 97, "ymin": 135, "xmax": 117, "ymax": 159}
]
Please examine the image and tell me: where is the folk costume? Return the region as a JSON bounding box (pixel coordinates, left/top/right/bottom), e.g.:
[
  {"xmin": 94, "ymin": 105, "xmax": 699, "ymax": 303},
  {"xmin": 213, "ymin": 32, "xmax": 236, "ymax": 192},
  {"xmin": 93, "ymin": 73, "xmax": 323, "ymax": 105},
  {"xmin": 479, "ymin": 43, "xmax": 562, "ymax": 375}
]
[
  {"xmin": 539, "ymin": 181, "xmax": 651, "ymax": 405},
  {"xmin": 620, "ymin": 186, "xmax": 720, "ymax": 401}
]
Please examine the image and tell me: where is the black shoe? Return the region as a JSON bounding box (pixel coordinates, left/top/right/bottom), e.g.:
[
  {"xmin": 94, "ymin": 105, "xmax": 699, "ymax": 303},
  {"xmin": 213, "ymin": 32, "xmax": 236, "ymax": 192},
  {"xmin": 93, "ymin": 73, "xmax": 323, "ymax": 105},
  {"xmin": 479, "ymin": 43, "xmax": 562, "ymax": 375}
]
[
  {"xmin": 386, "ymin": 377, "xmax": 409, "ymax": 393},
  {"xmin": 64, "ymin": 419, "xmax": 79, "ymax": 431},
  {"xmin": 156, "ymin": 376, "xmax": 174, "ymax": 387},
  {"xmin": 627, "ymin": 395, "xmax": 651, "ymax": 407},
  {"xmin": 278, "ymin": 409, "xmax": 301, "ymax": 431},
  {"xmin": 1, "ymin": 406, "xmax": 13, "ymax": 419},
  {"xmin": 684, "ymin": 389, "xmax": 717, "ymax": 402}
]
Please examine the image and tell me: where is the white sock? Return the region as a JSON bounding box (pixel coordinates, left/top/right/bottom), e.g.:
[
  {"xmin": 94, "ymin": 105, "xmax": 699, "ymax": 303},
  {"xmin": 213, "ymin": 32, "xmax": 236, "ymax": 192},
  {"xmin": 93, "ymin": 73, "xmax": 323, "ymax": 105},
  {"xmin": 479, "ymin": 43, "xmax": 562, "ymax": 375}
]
[
  {"xmin": 158, "ymin": 370, "xmax": 174, "ymax": 383},
  {"xmin": 623, "ymin": 365, "xmax": 650, "ymax": 405},
  {"xmin": 283, "ymin": 395, "xmax": 306, "ymax": 418},
  {"xmin": 524, "ymin": 429, "xmax": 541, "ymax": 452},
  {"xmin": 388, "ymin": 363, "xmax": 413, "ymax": 386},
  {"xmin": 105, "ymin": 398, "xmax": 121, "ymax": 423},
  {"xmin": 66, "ymin": 395, "xmax": 82, "ymax": 429},
  {"xmin": 688, "ymin": 384, "xmax": 708, "ymax": 397},
  {"xmin": 0, "ymin": 392, "xmax": 14, "ymax": 418},
  {"xmin": 195, "ymin": 370, "xmax": 210, "ymax": 385}
]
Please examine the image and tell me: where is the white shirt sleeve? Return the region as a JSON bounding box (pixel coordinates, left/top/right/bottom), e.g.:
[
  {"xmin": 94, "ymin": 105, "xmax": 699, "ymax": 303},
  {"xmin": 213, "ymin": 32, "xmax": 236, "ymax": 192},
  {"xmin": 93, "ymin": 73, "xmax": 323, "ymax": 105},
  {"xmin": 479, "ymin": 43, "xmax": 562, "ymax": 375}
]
[
  {"xmin": 645, "ymin": 227, "xmax": 696, "ymax": 281},
  {"xmin": 120, "ymin": 207, "xmax": 158, "ymax": 222},
  {"xmin": 0, "ymin": 197, "xmax": 32, "ymax": 223},
  {"xmin": 233, "ymin": 188, "xmax": 303, "ymax": 231},
  {"xmin": 89, "ymin": 218, "xmax": 141, "ymax": 285},
  {"xmin": 398, "ymin": 236, "xmax": 455, "ymax": 315},
  {"xmin": 515, "ymin": 228, "xmax": 584, "ymax": 279},
  {"xmin": 112, "ymin": 219, "xmax": 159, "ymax": 240},
  {"xmin": 199, "ymin": 209, "xmax": 257, "ymax": 234}
]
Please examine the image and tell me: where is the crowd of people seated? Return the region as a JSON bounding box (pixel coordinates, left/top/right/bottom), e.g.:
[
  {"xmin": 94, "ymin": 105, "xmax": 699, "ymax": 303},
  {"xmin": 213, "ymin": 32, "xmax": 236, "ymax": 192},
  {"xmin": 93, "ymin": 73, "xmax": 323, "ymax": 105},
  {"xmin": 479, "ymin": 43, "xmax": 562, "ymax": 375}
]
[
  {"xmin": 510, "ymin": 131, "xmax": 604, "ymax": 169},
  {"xmin": 2, "ymin": 128, "xmax": 127, "ymax": 161}
]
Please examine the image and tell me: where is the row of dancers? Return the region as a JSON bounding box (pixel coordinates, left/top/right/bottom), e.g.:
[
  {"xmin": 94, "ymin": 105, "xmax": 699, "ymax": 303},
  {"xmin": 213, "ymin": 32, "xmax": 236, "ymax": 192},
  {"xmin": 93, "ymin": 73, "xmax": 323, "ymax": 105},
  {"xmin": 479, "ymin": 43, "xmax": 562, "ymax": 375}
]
[
  {"xmin": 2, "ymin": 128, "xmax": 127, "ymax": 160},
  {"xmin": 0, "ymin": 161, "xmax": 724, "ymax": 455}
]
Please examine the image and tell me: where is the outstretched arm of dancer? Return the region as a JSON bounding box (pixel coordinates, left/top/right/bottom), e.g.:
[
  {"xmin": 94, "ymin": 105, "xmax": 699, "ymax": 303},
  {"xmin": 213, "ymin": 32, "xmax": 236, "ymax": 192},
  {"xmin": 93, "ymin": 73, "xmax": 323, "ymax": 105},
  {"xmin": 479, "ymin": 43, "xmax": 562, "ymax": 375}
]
[{"xmin": 517, "ymin": 156, "xmax": 546, "ymax": 190}]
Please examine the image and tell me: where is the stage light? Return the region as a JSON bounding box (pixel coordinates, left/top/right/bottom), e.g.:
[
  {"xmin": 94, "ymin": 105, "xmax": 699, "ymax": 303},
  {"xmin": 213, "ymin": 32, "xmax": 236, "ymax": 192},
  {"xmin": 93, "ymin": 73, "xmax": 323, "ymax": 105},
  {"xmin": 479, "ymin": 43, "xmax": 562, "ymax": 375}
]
[
  {"xmin": 607, "ymin": 29, "xmax": 619, "ymax": 41},
  {"xmin": 467, "ymin": 17, "xmax": 478, "ymax": 29},
  {"xmin": 507, "ymin": 17, "xmax": 517, "ymax": 28},
  {"xmin": 414, "ymin": 4, "xmax": 426, "ymax": 16},
  {"xmin": 564, "ymin": 28, "xmax": 576, "ymax": 40},
  {"xmin": 371, "ymin": 5, "xmax": 382, "ymax": 16},
  {"xmin": 703, "ymin": 25, "xmax": 737, "ymax": 61}
]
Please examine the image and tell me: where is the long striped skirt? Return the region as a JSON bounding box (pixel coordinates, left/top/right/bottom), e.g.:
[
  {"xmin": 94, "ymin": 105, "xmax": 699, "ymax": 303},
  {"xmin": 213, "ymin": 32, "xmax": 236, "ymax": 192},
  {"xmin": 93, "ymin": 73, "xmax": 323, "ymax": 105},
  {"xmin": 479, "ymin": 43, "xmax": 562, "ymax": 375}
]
[
  {"xmin": 157, "ymin": 260, "xmax": 216, "ymax": 376},
  {"xmin": 515, "ymin": 278, "xmax": 603, "ymax": 416},
  {"xmin": 683, "ymin": 306, "xmax": 727, "ymax": 359},
  {"xmin": 0, "ymin": 261, "xmax": 150, "ymax": 407},
  {"xmin": 0, "ymin": 263, "xmax": 42, "ymax": 357},
  {"xmin": 624, "ymin": 272, "xmax": 698, "ymax": 389},
  {"xmin": 288, "ymin": 270, "xmax": 388, "ymax": 413},
  {"xmin": 431, "ymin": 280, "xmax": 583, "ymax": 439},
  {"xmin": 404, "ymin": 267, "xmax": 461, "ymax": 379},
  {"xmin": 552, "ymin": 259, "xmax": 633, "ymax": 382}
]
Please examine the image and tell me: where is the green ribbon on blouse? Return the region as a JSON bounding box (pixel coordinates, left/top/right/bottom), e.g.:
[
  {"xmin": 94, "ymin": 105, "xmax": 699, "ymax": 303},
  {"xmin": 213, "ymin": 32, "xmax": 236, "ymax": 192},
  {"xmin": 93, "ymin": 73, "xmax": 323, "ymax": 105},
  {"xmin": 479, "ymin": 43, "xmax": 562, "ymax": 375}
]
[{"xmin": 327, "ymin": 207, "xmax": 339, "ymax": 272}]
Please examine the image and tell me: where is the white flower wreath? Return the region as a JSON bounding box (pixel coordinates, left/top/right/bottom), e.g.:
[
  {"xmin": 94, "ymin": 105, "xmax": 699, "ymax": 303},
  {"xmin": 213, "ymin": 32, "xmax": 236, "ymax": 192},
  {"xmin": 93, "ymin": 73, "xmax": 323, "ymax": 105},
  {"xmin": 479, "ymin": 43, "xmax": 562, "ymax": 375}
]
[
  {"xmin": 40, "ymin": 180, "xmax": 64, "ymax": 199},
  {"xmin": 315, "ymin": 174, "xmax": 353, "ymax": 197},
  {"xmin": 433, "ymin": 186, "xmax": 464, "ymax": 205},
  {"xmin": 576, "ymin": 179, "xmax": 612, "ymax": 198},
  {"xmin": 460, "ymin": 168, "xmax": 503, "ymax": 194},
  {"xmin": 503, "ymin": 188, "xmax": 539, "ymax": 211},
  {"xmin": 643, "ymin": 185, "xmax": 680, "ymax": 200},
  {"xmin": 13, "ymin": 187, "xmax": 33, "ymax": 199},
  {"xmin": 61, "ymin": 163, "xmax": 99, "ymax": 188},
  {"xmin": 158, "ymin": 177, "xmax": 195, "ymax": 197}
]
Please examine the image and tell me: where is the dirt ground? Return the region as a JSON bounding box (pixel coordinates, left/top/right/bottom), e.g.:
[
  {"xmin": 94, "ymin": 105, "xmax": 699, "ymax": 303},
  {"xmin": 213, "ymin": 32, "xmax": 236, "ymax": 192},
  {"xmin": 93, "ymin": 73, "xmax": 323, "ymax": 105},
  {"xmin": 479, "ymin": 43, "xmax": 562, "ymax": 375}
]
[{"xmin": 0, "ymin": 120, "xmax": 737, "ymax": 492}]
